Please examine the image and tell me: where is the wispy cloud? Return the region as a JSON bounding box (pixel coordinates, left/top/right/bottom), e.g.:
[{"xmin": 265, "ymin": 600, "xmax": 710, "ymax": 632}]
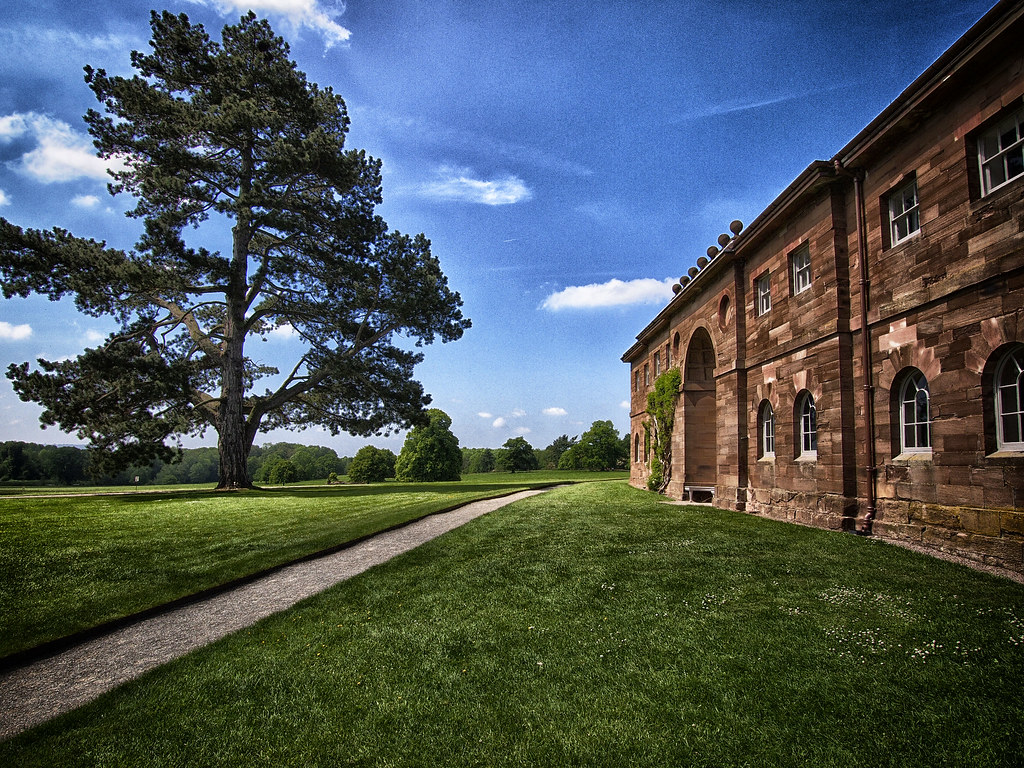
[
  {"xmin": 541, "ymin": 277, "xmax": 676, "ymax": 311},
  {"xmin": 477, "ymin": 412, "xmax": 493, "ymax": 419},
  {"xmin": 671, "ymin": 81, "xmax": 856, "ymax": 123},
  {"xmin": 418, "ymin": 167, "xmax": 532, "ymax": 206},
  {"xmin": 1, "ymin": 112, "xmax": 124, "ymax": 184},
  {"xmin": 0, "ymin": 322, "xmax": 33, "ymax": 341},
  {"xmin": 492, "ymin": 417, "xmax": 506, "ymax": 428},
  {"xmin": 355, "ymin": 106, "xmax": 592, "ymax": 178},
  {"xmin": 0, "ymin": 189, "xmax": 9, "ymax": 207},
  {"xmin": 187, "ymin": 0, "xmax": 351, "ymax": 49},
  {"xmin": 543, "ymin": 407, "xmax": 567, "ymax": 417}
]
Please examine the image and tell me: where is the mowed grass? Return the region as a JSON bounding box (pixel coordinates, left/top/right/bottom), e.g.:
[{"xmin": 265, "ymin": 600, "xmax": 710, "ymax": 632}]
[
  {"xmin": 0, "ymin": 472, "xmax": 613, "ymax": 658},
  {"xmin": 3, "ymin": 481, "xmax": 1022, "ymax": 766}
]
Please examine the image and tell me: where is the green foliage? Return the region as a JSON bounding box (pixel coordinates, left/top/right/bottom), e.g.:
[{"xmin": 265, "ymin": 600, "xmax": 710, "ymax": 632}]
[
  {"xmin": 646, "ymin": 368, "xmax": 681, "ymax": 492},
  {"xmin": 395, "ymin": 409, "xmax": 462, "ymax": 482},
  {"xmin": 557, "ymin": 420, "xmax": 627, "ymax": 471},
  {"xmin": 496, "ymin": 436, "xmax": 539, "ymax": 473},
  {"xmin": 462, "ymin": 447, "xmax": 496, "ymax": 474},
  {"xmin": 0, "ymin": 11, "xmax": 469, "ymax": 489},
  {"xmin": 348, "ymin": 446, "xmax": 397, "ymax": 484},
  {"xmin": 540, "ymin": 434, "xmax": 577, "ymax": 469}
]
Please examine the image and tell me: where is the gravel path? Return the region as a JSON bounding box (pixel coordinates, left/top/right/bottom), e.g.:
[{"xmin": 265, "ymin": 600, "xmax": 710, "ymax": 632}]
[{"xmin": 0, "ymin": 488, "xmax": 550, "ymax": 740}]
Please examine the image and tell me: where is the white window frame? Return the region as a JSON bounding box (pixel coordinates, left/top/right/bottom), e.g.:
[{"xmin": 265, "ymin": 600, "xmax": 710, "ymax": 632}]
[
  {"xmin": 996, "ymin": 347, "xmax": 1024, "ymax": 451},
  {"xmin": 755, "ymin": 273, "xmax": 771, "ymax": 316},
  {"xmin": 759, "ymin": 402, "xmax": 775, "ymax": 458},
  {"xmin": 979, "ymin": 104, "xmax": 1024, "ymax": 196},
  {"xmin": 797, "ymin": 392, "xmax": 817, "ymax": 458},
  {"xmin": 889, "ymin": 177, "xmax": 920, "ymax": 245},
  {"xmin": 654, "ymin": 351, "xmax": 661, "ymax": 377},
  {"xmin": 790, "ymin": 245, "xmax": 812, "ymax": 295},
  {"xmin": 899, "ymin": 371, "xmax": 931, "ymax": 454}
]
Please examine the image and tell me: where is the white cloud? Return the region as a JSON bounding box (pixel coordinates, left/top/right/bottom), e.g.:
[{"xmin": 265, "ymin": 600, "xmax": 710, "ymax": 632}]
[
  {"xmin": 492, "ymin": 417, "xmax": 506, "ymax": 428},
  {"xmin": 83, "ymin": 329, "xmax": 106, "ymax": 344},
  {"xmin": 541, "ymin": 277, "xmax": 676, "ymax": 311},
  {"xmin": 189, "ymin": 0, "xmax": 352, "ymax": 48},
  {"xmin": 513, "ymin": 426, "xmax": 531, "ymax": 435},
  {"xmin": 543, "ymin": 407, "xmax": 567, "ymax": 417},
  {"xmin": 477, "ymin": 412, "xmax": 493, "ymax": 419},
  {"xmin": 71, "ymin": 194, "xmax": 101, "ymax": 209},
  {"xmin": 1, "ymin": 112, "xmax": 124, "ymax": 184},
  {"xmin": 0, "ymin": 322, "xmax": 33, "ymax": 341},
  {"xmin": 419, "ymin": 167, "xmax": 532, "ymax": 206},
  {"xmin": 0, "ymin": 189, "xmax": 8, "ymax": 206},
  {"xmin": 511, "ymin": 408, "xmax": 526, "ymax": 418},
  {"xmin": 619, "ymin": 400, "xmax": 631, "ymax": 410}
]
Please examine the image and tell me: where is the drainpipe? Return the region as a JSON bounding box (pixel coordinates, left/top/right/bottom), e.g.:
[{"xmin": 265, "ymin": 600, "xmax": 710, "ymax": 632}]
[{"xmin": 836, "ymin": 160, "xmax": 878, "ymax": 533}]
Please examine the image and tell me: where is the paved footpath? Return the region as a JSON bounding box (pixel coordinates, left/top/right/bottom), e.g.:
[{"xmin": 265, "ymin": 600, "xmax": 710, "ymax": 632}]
[{"xmin": 0, "ymin": 488, "xmax": 550, "ymax": 740}]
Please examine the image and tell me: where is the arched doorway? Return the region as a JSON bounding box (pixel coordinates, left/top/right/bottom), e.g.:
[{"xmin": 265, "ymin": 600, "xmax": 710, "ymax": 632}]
[{"xmin": 683, "ymin": 328, "xmax": 717, "ymax": 500}]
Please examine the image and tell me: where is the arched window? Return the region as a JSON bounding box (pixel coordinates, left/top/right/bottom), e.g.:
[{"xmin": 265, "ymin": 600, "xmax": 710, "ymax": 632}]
[
  {"xmin": 796, "ymin": 391, "xmax": 817, "ymax": 457},
  {"xmin": 899, "ymin": 370, "xmax": 931, "ymax": 453},
  {"xmin": 634, "ymin": 433, "xmax": 641, "ymax": 463},
  {"xmin": 758, "ymin": 401, "xmax": 775, "ymax": 458},
  {"xmin": 996, "ymin": 346, "xmax": 1024, "ymax": 450}
]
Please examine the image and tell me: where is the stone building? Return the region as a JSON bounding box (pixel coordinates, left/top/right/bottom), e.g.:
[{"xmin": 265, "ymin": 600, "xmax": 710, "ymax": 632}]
[{"xmin": 623, "ymin": 0, "xmax": 1024, "ymax": 574}]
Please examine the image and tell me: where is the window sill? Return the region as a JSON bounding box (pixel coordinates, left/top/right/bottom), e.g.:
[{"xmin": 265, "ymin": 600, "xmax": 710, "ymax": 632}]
[
  {"xmin": 795, "ymin": 452, "xmax": 817, "ymax": 463},
  {"xmin": 758, "ymin": 455, "xmax": 776, "ymax": 464},
  {"xmin": 892, "ymin": 451, "xmax": 932, "ymax": 463},
  {"xmin": 987, "ymin": 450, "xmax": 1024, "ymax": 460}
]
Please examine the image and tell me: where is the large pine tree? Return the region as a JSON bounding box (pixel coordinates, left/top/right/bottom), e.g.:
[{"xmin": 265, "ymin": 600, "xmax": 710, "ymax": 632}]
[{"xmin": 0, "ymin": 11, "xmax": 469, "ymax": 488}]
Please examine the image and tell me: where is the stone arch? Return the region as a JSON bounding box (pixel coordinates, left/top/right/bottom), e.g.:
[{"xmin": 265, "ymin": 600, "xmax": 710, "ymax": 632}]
[{"xmin": 683, "ymin": 327, "xmax": 717, "ymax": 491}]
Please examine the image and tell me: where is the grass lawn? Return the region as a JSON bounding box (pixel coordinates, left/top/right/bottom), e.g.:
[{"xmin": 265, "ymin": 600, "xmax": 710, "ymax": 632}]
[
  {"xmin": 2, "ymin": 481, "xmax": 1022, "ymax": 766},
  {"xmin": 0, "ymin": 471, "xmax": 617, "ymax": 659}
]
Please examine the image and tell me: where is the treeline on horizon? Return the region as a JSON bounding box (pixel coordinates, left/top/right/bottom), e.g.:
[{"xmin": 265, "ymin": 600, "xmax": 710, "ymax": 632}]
[{"xmin": 0, "ymin": 423, "xmax": 629, "ymax": 487}]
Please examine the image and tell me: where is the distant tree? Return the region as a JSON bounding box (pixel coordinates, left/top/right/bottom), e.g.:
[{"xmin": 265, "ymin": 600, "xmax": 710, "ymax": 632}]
[
  {"xmin": 466, "ymin": 447, "xmax": 496, "ymax": 474},
  {"xmin": 348, "ymin": 445, "xmax": 396, "ymax": 484},
  {"xmin": 268, "ymin": 459, "xmax": 299, "ymax": 485},
  {"xmin": 0, "ymin": 442, "xmax": 34, "ymax": 482},
  {"xmin": 541, "ymin": 434, "xmax": 578, "ymax": 469},
  {"xmin": 558, "ymin": 420, "xmax": 627, "ymax": 471},
  {"xmin": 497, "ymin": 436, "xmax": 539, "ymax": 473},
  {"xmin": 395, "ymin": 409, "xmax": 461, "ymax": 482},
  {"xmin": 35, "ymin": 446, "xmax": 87, "ymax": 485},
  {"xmin": 0, "ymin": 11, "xmax": 468, "ymax": 489}
]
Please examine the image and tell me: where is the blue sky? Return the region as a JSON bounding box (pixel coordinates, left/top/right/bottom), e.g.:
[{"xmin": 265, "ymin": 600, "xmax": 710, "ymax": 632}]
[{"xmin": 0, "ymin": 0, "xmax": 996, "ymax": 456}]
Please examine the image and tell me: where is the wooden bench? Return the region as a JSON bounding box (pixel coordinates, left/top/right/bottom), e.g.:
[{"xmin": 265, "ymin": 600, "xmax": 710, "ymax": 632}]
[{"xmin": 683, "ymin": 485, "xmax": 715, "ymax": 503}]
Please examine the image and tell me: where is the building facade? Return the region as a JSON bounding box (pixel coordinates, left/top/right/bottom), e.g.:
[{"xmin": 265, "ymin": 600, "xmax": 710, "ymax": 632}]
[{"xmin": 623, "ymin": 0, "xmax": 1024, "ymax": 574}]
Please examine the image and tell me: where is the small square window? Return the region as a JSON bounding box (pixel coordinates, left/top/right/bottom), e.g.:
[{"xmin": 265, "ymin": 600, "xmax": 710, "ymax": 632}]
[
  {"xmin": 889, "ymin": 177, "xmax": 920, "ymax": 245},
  {"xmin": 979, "ymin": 104, "xmax": 1024, "ymax": 196},
  {"xmin": 755, "ymin": 273, "xmax": 771, "ymax": 316},
  {"xmin": 790, "ymin": 245, "xmax": 811, "ymax": 295}
]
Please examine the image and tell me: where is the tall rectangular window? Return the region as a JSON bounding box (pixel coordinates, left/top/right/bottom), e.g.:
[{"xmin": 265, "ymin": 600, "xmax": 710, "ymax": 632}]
[
  {"xmin": 654, "ymin": 352, "xmax": 661, "ymax": 377},
  {"xmin": 790, "ymin": 245, "xmax": 811, "ymax": 295},
  {"xmin": 889, "ymin": 177, "xmax": 920, "ymax": 245},
  {"xmin": 755, "ymin": 273, "xmax": 771, "ymax": 316},
  {"xmin": 979, "ymin": 104, "xmax": 1024, "ymax": 196}
]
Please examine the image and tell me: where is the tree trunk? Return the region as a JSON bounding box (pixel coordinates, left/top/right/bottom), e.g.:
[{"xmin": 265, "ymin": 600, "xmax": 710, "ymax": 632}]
[{"xmin": 216, "ymin": 213, "xmax": 254, "ymax": 490}]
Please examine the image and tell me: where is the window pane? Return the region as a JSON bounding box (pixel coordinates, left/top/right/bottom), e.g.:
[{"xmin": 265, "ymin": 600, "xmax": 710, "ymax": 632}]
[
  {"xmin": 1001, "ymin": 383, "xmax": 1020, "ymax": 416},
  {"xmin": 986, "ymin": 159, "xmax": 1007, "ymax": 189},
  {"xmin": 1002, "ymin": 413, "xmax": 1021, "ymax": 444},
  {"xmin": 999, "ymin": 123, "xmax": 1019, "ymax": 150},
  {"xmin": 1008, "ymin": 147, "xmax": 1024, "ymax": 181},
  {"xmin": 982, "ymin": 132, "xmax": 1000, "ymax": 160}
]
